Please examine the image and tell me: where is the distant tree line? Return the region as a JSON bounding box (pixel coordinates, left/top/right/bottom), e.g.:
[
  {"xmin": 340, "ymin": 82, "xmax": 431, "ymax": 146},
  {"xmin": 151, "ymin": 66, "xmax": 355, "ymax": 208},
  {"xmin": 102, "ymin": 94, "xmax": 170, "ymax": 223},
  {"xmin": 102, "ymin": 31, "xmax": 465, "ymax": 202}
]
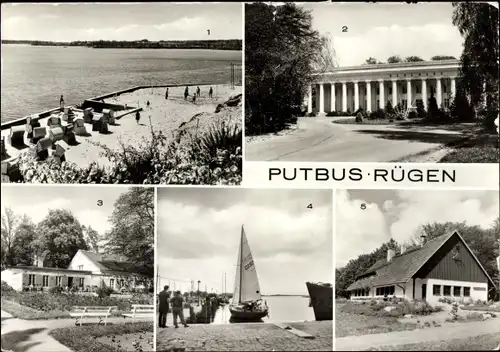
[
  {"xmin": 364, "ymin": 55, "xmax": 457, "ymax": 65},
  {"xmin": 1, "ymin": 39, "xmax": 242, "ymax": 51},
  {"xmin": 1, "ymin": 187, "xmax": 154, "ymax": 276},
  {"xmin": 336, "ymin": 219, "xmax": 500, "ymax": 301}
]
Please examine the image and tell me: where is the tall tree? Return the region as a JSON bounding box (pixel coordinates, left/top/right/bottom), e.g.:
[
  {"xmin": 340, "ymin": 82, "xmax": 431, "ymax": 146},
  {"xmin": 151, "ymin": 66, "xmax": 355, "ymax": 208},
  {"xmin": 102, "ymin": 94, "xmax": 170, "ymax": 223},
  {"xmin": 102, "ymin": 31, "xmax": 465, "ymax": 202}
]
[
  {"xmin": 1, "ymin": 208, "xmax": 20, "ymax": 267},
  {"xmin": 245, "ymin": 2, "xmax": 335, "ymax": 135},
  {"xmin": 35, "ymin": 209, "xmax": 88, "ymax": 268},
  {"xmin": 12, "ymin": 215, "xmax": 38, "ymax": 266},
  {"xmin": 104, "ymin": 187, "xmax": 154, "ymax": 276},
  {"xmin": 364, "ymin": 57, "xmax": 378, "ymax": 65},
  {"xmin": 82, "ymin": 225, "xmax": 101, "ymax": 253},
  {"xmin": 452, "ymin": 2, "xmax": 499, "ymax": 130}
]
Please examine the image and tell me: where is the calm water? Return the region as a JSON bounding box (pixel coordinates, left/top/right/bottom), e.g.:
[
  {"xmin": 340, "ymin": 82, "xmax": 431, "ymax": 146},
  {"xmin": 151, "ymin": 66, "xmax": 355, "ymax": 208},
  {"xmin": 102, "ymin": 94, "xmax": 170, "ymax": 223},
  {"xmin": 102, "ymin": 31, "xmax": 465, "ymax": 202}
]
[
  {"xmin": 166, "ymin": 296, "xmax": 315, "ymax": 325},
  {"xmin": 1, "ymin": 45, "xmax": 242, "ymax": 122}
]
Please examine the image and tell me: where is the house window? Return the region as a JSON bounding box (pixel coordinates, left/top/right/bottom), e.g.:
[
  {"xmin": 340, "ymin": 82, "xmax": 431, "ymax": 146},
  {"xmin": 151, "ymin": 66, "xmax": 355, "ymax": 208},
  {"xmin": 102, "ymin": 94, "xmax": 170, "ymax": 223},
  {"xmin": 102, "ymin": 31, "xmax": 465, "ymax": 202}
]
[
  {"xmin": 79, "ymin": 278, "xmax": 84, "ymax": 286},
  {"xmin": 56, "ymin": 276, "xmax": 62, "ymax": 286},
  {"xmin": 376, "ymin": 88, "xmax": 379, "ymax": 94},
  {"xmin": 444, "ymin": 286, "xmax": 451, "ymax": 296},
  {"xmin": 110, "ymin": 279, "xmax": 115, "ymax": 288},
  {"xmin": 444, "ymin": 98, "xmax": 450, "ymax": 108},
  {"xmin": 77, "ymin": 265, "xmax": 83, "ymax": 270},
  {"xmin": 402, "ymin": 87, "xmax": 407, "ymax": 94},
  {"xmin": 464, "ymin": 287, "xmax": 471, "ymax": 297},
  {"xmin": 389, "ymin": 87, "xmax": 392, "ymax": 94},
  {"xmin": 42, "ymin": 275, "xmax": 49, "ymax": 287},
  {"xmin": 416, "ymin": 86, "xmax": 421, "ymax": 94},
  {"xmin": 376, "ymin": 286, "xmax": 395, "ymax": 296},
  {"xmin": 28, "ymin": 274, "xmax": 35, "ymax": 286},
  {"xmin": 453, "ymin": 286, "xmax": 461, "ymax": 296},
  {"xmin": 433, "ymin": 285, "xmax": 441, "ymax": 296}
]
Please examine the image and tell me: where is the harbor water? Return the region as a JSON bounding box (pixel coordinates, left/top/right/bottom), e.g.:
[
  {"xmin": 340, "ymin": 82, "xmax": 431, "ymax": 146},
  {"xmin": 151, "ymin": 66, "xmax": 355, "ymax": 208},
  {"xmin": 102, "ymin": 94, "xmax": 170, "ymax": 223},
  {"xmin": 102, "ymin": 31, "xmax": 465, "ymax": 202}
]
[
  {"xmin": 167, "ymin": 296, "xmax": 315, "ymax": 325},
  {"xmin": 1, "ymin": 45, "xmax": 241, "ymax": 122}
]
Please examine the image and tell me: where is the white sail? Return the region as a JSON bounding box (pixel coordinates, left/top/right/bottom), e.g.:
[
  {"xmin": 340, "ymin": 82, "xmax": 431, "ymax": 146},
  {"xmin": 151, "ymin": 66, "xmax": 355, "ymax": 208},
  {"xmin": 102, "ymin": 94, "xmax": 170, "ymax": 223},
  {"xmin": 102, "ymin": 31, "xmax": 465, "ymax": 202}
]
[{"xmin": 232, "ymin": 226, "xmax": 262, "ymax": 304}]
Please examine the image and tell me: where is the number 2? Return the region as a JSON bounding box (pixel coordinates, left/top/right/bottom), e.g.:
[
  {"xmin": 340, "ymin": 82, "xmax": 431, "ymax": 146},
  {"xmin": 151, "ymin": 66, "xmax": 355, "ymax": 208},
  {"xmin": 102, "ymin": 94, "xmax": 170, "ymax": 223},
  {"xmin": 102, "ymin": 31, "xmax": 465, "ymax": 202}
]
[{"xmin": 342, "ymin": 26, "xmax": 348, "ymax": 33}]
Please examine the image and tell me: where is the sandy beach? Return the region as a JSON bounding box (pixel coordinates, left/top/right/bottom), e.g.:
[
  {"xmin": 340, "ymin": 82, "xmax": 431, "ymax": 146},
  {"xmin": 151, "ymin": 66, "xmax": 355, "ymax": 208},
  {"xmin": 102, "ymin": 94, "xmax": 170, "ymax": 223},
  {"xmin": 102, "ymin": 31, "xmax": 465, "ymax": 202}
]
[{"xmin": 1, "ymin": 84, "xmax": 242, "ymax": 170}]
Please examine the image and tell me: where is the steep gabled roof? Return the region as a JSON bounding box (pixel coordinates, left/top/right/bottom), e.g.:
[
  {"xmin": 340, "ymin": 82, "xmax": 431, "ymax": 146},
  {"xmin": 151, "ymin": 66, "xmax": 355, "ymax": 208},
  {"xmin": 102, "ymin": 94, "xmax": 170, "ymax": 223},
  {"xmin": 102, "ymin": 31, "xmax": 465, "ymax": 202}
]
[
  {"xmin": 78, "ymin": 250, "xmax": 144, "ymax": 275},
  {"xmin": 347, "ymin": 230, "xmax": 495, "ymax": 291}
]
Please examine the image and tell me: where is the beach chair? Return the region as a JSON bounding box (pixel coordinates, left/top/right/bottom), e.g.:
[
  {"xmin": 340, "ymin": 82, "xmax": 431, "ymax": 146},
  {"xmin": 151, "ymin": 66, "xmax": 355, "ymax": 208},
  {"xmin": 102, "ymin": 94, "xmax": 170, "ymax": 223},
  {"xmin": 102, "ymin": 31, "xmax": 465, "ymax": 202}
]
[
  {"xmin": 48, "ymin": 127, "xmax": 64, "ymax": 144},
  {"xmin": 9, "ymin": 126, "xmax": 25, "ymax": 148},
  {"xmin": 73, "ymin": 117, "xmax": 88, "ymax": 136},
  {"xmin": 83, "ymin": 108, "xmax": 94, "ymax": 124},
  {"xmin": 92, "ymin": 115, "xmax": 102, "ymax": 132}
]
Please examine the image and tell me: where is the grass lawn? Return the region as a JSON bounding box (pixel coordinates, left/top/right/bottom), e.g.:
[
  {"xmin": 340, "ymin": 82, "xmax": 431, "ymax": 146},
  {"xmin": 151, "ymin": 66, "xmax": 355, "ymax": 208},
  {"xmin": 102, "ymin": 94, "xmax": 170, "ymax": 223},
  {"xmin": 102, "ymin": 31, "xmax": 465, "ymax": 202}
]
[
  {"xmin": 335, "ymin": 304, "xmax": 418, "ymax": 338},
  {"xmin": 50, "ymin": 321, "xmax": 153, "ymax": 352},
  {"xmin": 440, "ymin": 147, "xmax": 499, "ymax": 163},
  {"xmin": 366, "ymin": 333, "xmax": 500, "ymax": 351},
  {"xmin": 1, "ymin": 298, "xmax": 70, "ymax": 320}
]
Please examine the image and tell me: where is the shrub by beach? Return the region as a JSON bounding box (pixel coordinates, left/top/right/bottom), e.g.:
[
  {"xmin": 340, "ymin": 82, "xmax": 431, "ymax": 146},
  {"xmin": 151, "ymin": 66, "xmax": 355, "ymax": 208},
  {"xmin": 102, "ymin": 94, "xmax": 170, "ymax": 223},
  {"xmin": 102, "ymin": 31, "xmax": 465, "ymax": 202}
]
[{"xmin": 16, "ymin": 116, "xmax": 242, "ymax": 185}]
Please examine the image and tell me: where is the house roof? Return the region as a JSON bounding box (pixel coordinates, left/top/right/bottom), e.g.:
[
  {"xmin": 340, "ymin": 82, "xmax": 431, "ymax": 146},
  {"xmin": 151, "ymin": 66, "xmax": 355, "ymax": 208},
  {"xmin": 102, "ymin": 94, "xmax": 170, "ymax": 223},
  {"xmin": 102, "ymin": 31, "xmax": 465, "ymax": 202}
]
[
  {"xmin": 4, "ymin": 266, "xmax": 92, "ymax": 275},
  {"xmin": 347, "ymin": 231, "xmax": 496, "ymax": 291},
  {"xmin": 78, "ymin": 250, "xmax": 146, "ymax": 276}
]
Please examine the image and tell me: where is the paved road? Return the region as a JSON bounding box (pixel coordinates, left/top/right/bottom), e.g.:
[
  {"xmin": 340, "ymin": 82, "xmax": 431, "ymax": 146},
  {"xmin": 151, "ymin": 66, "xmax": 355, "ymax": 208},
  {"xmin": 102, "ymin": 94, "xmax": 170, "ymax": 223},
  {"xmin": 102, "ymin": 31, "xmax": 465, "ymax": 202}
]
[
  {"xmin": 157, "ymin": 321, "xmax": 333, "ymax": 351},
  {"xmin": 245, "ymin": 117, "xmax": 467, "ymax": 162},
  {"xmin": 335, "ymin": 318, "xmax": 500, "ymax": 351}
]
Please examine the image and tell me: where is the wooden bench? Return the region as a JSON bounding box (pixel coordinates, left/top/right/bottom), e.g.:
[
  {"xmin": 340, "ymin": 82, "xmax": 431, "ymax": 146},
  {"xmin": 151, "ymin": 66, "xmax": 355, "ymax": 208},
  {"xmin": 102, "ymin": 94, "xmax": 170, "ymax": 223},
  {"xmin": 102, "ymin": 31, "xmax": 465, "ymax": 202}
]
[
  {"xmin": 69, "ymin": 306, "xmax": 118, "ymax": 326},
  {"xmin": 122, "ymin": 304, "xmax": 154, "ymax": 323}
]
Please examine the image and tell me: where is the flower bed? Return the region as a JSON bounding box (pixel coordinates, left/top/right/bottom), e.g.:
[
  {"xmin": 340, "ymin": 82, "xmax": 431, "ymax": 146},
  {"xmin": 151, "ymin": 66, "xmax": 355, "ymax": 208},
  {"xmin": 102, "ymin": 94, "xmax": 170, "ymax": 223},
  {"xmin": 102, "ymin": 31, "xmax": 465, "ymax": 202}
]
[
  {"xmin": 332, "ymin": 118, "xmax": 399, "ymax": 125},
  {"xmin": 50, "ymin": 321, "xmax": 153, "ymax": 352}
]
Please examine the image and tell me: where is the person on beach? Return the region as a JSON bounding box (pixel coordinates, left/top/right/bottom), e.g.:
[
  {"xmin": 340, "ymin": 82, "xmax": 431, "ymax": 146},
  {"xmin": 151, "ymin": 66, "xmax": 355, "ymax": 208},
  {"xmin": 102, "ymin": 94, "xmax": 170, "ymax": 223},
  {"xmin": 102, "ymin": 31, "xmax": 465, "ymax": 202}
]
[
  {"xmin": 184, "ymin": 86, "xmax": 189, "ymax": 100},
  {"xmin": 165, "ymin": 88, "xmax": 169, "ymax": 100},
  {"xmin": 192, "ymin": 94, "xmax": 197, "ymax": 104},
  {"xmin": 60, "ymin": 95, "xmax": 65, "ymax": 110},
  {"xmin": 209, "ymin": 87, "xmax": 213, "ymax": 98},
  {"xmin": 147, "ymin": 100, "xmax": 150, "ymax": 108},
  {"xmin": 171, "ymin": 291, "xmax": 189, "ymax": 328},
  {"xmin": 196, "ymin": 86, "xmax": 201, "ymax": 97},
  {"xmin": 135, "ymin": 111, "xmax": 141, "ymax": 124},
  {"xmin": 158, "ymin": 285, "xmax": 171, "ymax": 328}
]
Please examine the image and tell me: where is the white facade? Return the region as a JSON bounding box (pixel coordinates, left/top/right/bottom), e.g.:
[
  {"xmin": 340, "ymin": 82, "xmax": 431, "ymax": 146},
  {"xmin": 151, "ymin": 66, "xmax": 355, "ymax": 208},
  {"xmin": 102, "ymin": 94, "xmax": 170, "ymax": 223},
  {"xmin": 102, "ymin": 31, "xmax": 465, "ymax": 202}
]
[
  {"xmin": 307, "ymin": 59, "xmax": 460, "ymax": 114},
  {"xmin": 351, "ymin": 278, "xmax": 488, "ymax": 305}
]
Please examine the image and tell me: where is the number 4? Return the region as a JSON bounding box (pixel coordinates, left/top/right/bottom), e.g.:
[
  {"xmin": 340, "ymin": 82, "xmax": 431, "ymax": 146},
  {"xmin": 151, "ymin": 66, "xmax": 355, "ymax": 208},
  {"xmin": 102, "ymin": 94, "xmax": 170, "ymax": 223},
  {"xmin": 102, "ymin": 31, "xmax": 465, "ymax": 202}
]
[{"xmin": 307, "ymin": 204, "xmax": 313, "ymax": 209}]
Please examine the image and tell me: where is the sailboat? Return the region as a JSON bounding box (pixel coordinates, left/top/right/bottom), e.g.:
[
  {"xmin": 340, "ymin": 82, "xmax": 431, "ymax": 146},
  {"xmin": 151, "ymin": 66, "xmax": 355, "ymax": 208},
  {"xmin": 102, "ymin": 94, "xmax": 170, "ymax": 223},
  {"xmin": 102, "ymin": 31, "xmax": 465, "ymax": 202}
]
[{"xmin": 229, "ymin": 225, "xmax": 269, "ymax": 322}]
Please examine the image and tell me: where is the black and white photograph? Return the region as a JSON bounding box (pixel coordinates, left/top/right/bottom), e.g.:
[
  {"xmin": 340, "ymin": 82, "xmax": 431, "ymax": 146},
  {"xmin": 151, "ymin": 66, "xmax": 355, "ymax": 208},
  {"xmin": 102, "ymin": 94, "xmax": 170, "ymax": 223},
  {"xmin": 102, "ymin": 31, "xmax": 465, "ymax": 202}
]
[
  {"xmin": 1, "ymin": 2, "xmax": 243, "ymax": 185},
  {"xmin": 1, "ymin": 186, "xmax": 155, "ymax": 352},
  {"xmin": 335, "ymin": 189, "xmax": 500, "ymax": 351},
  {"xmin": 245, "ymin": 2, "xmax": 499, "ymax": 163},
  {"xmin": 155, "ymin": 187, "xmax": 332, "ymax": 351}
]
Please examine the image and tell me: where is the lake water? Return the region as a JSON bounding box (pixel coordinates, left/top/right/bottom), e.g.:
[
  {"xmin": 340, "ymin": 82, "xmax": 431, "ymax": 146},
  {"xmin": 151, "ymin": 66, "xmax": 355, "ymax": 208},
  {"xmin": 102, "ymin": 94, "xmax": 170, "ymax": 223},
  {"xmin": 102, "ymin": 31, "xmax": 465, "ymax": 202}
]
[
  {"xmin": 0, "ymin": 45, "xmax": 242, "ymax": 122},
  {"xmin": 165, "ymin": 296, "xmax": 315, "ymax": 325}
]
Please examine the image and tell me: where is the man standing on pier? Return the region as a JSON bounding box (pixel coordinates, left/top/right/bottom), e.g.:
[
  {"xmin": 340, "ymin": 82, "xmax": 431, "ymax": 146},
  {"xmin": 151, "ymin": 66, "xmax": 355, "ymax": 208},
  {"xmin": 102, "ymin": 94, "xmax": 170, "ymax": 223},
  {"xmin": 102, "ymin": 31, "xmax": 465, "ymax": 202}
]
[
  {"xmin": 209, "ymin": 87, "xmax": 213, "ymax": 99},
  {"xmin": 158, "ymin": 285, "xmax": 170, "ymax": 328},
  {"xmin": 60, "ymin": 95, "xmax": 65, "ymax": 111},
  {"xmin": 184, "ymin": 86, "xmax": 189, "ymax": 100},
  {"xmin": 171, "ymin": 290, "xmax": 189, "ymax": 328},
  {"xmin": 196, "ymin": 86, "xmax": 201, "ymax": 97},
  {"xmin": 165, "ymin": 88, "xmax": 169, "ymax": 100}
]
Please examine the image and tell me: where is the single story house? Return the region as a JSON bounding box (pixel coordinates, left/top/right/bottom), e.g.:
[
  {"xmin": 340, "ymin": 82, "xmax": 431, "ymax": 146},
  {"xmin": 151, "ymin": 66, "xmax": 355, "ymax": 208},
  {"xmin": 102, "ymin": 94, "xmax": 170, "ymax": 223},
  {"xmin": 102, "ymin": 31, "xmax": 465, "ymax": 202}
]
[
  {"xmin": 2, "ymin": 249, "xmax": 152, "ymax": 292},
  {"xmin": 347, "ymin": 231, "xmax": 496, "ymax": 305}
]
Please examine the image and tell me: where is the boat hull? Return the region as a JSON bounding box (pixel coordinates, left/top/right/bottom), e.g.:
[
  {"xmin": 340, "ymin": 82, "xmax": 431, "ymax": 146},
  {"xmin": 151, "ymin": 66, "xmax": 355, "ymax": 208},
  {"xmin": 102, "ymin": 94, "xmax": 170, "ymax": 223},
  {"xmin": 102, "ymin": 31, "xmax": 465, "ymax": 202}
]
[
  {"xmin": 229, "ymin": 307, "xmax": 268, "ymax": 322},
  {"xmin": 306, "ymin": 282, "xmax": 333, "ymax": 321}
]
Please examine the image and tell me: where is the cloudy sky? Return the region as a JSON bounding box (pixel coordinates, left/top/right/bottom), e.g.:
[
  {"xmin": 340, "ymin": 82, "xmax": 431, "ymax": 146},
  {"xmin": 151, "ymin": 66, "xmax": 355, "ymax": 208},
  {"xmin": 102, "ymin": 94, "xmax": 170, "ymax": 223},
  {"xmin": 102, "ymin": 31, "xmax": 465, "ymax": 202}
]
[
  {"xmin": 157, "ymin": 188, "xmax": 332, "ymax": 296},
  {"xmin": 1, "ymin": 3, "xmax": 242, "ymax": 41},
  {"xmin": 302, "ymin": 2, "xmax": 464, "ymax": 66},
  {"xmin": 1, "ymin": 186, "xmax": 134, "ymax": 236},
  {"xmin": 336, "ymin": 189, "xmax": 499, "ymax": 268}
]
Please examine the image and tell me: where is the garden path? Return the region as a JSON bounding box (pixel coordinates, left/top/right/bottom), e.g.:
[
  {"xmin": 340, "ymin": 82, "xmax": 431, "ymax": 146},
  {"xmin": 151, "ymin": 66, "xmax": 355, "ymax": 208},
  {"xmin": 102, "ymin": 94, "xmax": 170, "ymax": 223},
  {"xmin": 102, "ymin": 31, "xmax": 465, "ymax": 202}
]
[
  {"xmin": 335, "ymin": 317, "xmax": 500, "ymax": 351},
  {"xmin": 245, "ymin": 116, "xmax": 471, "ymax": 162}
]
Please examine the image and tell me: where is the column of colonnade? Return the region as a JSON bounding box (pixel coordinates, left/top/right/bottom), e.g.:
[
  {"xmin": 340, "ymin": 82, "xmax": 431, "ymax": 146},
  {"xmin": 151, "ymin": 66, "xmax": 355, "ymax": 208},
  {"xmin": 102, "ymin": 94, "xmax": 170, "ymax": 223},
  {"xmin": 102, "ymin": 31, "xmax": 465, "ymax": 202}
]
[{"xmin": 307, "ymin": 76, "xmax": 455, "ymax": 115}]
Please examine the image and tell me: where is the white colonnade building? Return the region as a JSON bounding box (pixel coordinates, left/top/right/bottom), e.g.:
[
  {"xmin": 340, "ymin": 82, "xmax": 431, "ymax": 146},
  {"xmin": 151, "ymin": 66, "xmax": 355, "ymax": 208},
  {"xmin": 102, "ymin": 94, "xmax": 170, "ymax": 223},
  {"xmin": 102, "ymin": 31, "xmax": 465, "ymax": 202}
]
[{"xmin": 307, "ymin": 59, "xmax": 460, "ymax": 114}]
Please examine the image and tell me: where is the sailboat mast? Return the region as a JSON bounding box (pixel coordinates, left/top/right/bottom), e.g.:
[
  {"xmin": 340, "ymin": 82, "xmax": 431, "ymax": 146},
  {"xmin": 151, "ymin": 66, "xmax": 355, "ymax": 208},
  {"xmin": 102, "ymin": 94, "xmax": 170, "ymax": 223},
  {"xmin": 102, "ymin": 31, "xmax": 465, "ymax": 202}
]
[{"xmin": 239, "ymin": 225, "xmax": 244, "ymax": 303}]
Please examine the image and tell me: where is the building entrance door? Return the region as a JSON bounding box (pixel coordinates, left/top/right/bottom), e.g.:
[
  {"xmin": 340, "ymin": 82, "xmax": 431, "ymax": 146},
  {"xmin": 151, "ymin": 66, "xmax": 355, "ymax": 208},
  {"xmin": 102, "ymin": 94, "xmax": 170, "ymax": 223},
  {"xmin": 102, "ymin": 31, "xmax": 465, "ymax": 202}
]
[{"xmin": 422, "ymin": 284, "xmax": 427, "ymax": 300}]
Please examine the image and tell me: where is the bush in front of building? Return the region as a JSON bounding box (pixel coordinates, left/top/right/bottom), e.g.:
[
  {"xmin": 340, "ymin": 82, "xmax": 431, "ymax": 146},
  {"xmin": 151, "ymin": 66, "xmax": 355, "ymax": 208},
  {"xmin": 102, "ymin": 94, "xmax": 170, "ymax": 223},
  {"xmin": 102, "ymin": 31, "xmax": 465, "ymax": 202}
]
[
  {"xmin": 1, "ymin": 281, "xmax": 17, "ymax": 298},
  {"xmin": 369, "ymin": 109, "xmax": 387, "ymax": 120},
  {"xmin": 96, "ymin": 284, "xmax": 114, "ymax": 298},
  {"xmin": 48, "ymin": 286, "xmax": 64, "ymax": 295}
]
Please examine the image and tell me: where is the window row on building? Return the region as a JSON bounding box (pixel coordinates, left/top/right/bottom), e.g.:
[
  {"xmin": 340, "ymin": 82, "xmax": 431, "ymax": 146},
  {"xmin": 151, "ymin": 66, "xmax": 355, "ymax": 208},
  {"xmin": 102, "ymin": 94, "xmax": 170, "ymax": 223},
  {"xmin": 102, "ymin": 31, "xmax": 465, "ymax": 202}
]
[
  {"xmin": 433, "ymin": 284, "xmax": 471, "ymax": 297},
  {"xmin": 27, "ymin": 274, "xmax": 84, "ymax": 287}
]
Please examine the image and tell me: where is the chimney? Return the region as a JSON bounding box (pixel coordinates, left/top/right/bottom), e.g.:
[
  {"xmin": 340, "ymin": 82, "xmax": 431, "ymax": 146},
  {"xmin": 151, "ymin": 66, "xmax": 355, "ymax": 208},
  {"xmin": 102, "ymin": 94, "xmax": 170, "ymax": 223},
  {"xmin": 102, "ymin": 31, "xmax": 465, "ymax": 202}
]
[
  {"xmin": 401, "ymin": 244, "xmax": 406, "ymax": 255},
  {"xmin": 33, "ymin": 253, "xmax": 45, "ymax": 268},
  {"xmin": 387, "ymin": 248, "xmax": 395, "ymax": 262}
]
